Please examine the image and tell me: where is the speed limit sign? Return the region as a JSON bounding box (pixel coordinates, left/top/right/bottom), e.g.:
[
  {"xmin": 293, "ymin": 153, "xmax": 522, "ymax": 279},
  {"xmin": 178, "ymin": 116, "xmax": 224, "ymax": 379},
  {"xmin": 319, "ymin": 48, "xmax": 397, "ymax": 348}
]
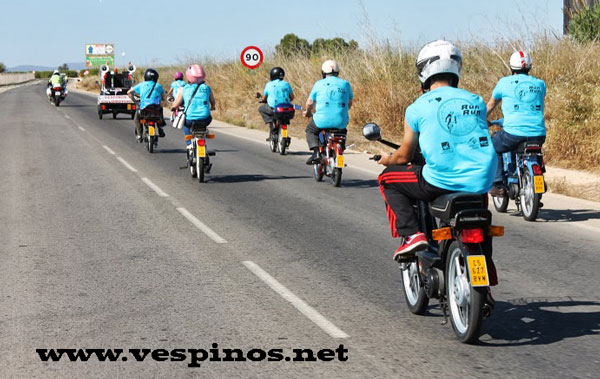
[{"xmin": 240, "ymin": 46, "xmax": 263, "ymax": 69}]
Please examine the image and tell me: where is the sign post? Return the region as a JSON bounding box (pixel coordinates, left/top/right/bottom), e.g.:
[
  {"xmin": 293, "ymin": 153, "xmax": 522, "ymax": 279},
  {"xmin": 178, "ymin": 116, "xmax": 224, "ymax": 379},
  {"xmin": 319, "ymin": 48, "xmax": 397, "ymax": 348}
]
[
  {"xmin": 85, "ymin": 43, "xmax": 115, "ymax": 68},
  {"xmin": 240, "ymin": 46, "xmax": 263, "ymax": 70}
]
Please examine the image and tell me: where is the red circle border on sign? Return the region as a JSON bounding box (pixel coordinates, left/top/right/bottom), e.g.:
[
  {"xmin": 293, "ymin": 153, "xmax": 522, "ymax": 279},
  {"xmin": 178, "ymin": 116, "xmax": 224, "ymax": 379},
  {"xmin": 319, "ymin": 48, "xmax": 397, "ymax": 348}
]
[{"xmin": 240, "ymin": 46, "xmax": 264, "ymax": 69}]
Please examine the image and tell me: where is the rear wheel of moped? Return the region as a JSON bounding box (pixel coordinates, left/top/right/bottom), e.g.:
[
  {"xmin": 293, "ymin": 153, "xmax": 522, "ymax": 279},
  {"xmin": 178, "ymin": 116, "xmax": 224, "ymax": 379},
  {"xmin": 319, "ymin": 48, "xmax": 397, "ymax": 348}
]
[
  {"xmin": 198, "ymin": 157, "xmax": 205, "ymax": 183},
  {"xmin": 332, "ymin": 167, "xmax": 342, "ymax": 187},
  {"xmin": 278, "ymin": 130, "xmax": 287, "ymax": 155},
  {"xmin": 520, "ymin": 171, "xmax": 540, "ymax": 221},
  {"xmin": 269, "ymin": 129, "xmax": 277, "ymax": 153},
  {"xmin": 492, "ymin": 194, "xmax": 509, "ymax": 213},
  {"xmin": 148, "ymin": 136, "xmax": 154, "ymax": 153},
  {"xmin": 400, "ymin": 259, "xmax": 429, "ymax": 315},
  {"xmin": 446, "ymin": 241, "xmax": 485, "ymax": 344}
]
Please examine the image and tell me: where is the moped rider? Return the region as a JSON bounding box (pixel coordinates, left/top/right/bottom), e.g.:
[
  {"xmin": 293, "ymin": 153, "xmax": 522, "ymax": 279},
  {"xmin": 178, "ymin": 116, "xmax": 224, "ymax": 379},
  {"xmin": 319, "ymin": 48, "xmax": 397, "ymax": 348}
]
[
  {"xmin": 486, "ymin": 51, "xmax": 547, "ymax": 197},
  {"xmin": 258, "ymin": 67, "xmax": 294, "ymax": 141},
  {"xmin": 170, "ymin": 64, "xmax": 215, "ymax": 152},
  {"xmin": 303, "ymin": 60, "xmax": 353, "ymax": 164},
  {"xmin": 377, "ymin": 40, "xmax": 496, "ymax": 260},
  {"xmin": 127, "ymin": 68, "xmax": 166, "ymax": 143}
]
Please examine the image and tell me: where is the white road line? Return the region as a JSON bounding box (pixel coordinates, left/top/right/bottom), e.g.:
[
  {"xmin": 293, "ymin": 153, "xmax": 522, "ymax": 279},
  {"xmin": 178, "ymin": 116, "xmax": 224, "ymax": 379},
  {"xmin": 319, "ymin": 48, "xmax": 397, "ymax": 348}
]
[
  {"xmin": 242, "ymin": 260, "xmax": 349, "ymax": 339},
  {"xmin": 77, "ymin": 126, "xmax": 86, "ymax": 131},
  {"xmin": 102, "ymin": 145, "xmax": 116, "ymax": 155},
  {"xmin": 116, "ymin": 157, "xmax": 138, "ymax": 173},
  {"xmin": 64, "ymin": 115, "xmax": 71, "ymax": 119},
  {"xmin": 141, "ymin": 177, "xmax": 169, "ymax": 197},
  {"xmin": 176, "ymin": 207, "xmax": 227, "ymax": 244}
]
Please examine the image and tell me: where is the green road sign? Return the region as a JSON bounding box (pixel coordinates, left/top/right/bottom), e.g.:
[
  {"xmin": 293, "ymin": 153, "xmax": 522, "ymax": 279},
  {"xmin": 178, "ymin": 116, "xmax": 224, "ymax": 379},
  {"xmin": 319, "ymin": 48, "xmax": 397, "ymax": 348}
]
[{"xmin": 86, "ymin": 55, "xmax": 115, "ymax": 68}]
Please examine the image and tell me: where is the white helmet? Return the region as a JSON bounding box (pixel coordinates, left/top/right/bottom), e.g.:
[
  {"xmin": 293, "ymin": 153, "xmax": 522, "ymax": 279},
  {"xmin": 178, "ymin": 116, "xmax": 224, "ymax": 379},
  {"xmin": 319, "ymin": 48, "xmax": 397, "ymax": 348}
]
[
  {"xmin": 321, "ymin": 60, "xmax": 340, "ymax": 76},
  {"xmin": 53, "ymin": 70, "xmax": 60, "ymax": 75},
  {"xmin": 509, "ymin": 51, "xmax": 532, "ymax": 71},
  {"xmin": 416, "ymin": 40, "xmax": 462, "ymax": 90}
]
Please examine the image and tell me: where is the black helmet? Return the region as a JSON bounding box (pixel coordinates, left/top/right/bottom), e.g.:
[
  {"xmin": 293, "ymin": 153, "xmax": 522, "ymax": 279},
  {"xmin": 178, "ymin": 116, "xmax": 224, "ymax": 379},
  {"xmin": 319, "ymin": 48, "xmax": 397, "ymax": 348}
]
[
  {"xmin": 144, "ymin": 68, "xmax": 159, "ymax": 82},
  {"xmin": 270, "ymin": 67, "xmax": 285, "ymax": 80}
]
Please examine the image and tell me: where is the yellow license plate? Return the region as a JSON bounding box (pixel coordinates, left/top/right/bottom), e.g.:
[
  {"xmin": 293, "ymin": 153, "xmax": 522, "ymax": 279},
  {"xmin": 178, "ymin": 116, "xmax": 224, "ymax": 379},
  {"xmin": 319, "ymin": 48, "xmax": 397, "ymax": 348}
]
[
  {"xmin": 467, "ymin": 255, "xmax": 489, "ymax": 287},
  {"xmin": 148, "ymin": 126, "xmax": 155, "ymax": 136},
  {"xmin": 534, "ymin": 176, "xmax": 545, "ymax": 193},
  {"xmin": 197, "ymin": 145, "xmax": 206, "ymax": 158},
  {"xmin": 336, "ymin": 155, "xmax": 344, "ymax": 168},
  {"xmin": 127, "ymin": 104, "xmax": 131, "ymax": 110},
  {"xmin": 282, "ymin": 129, "xmax": 288, "ymax": 138}
]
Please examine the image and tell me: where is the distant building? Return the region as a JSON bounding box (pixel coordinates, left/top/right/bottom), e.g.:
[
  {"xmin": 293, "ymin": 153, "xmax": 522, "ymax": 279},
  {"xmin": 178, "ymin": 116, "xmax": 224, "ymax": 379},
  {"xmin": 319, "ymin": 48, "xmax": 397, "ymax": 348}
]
[{"xmin": 564, "ymin": 0, "xmax": 599, "ymax": 34}]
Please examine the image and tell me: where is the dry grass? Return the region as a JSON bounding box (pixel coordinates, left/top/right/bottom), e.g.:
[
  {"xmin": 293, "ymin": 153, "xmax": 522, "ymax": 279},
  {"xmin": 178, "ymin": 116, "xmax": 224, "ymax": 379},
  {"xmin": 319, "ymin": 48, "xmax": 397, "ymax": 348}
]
[
  {"xmin": 546, "ymin": 177, "xmax": 600, "ymax": 202},
  {"xmin": 80, "ymin": 36, "xmax": 600, "ymax": 170}
]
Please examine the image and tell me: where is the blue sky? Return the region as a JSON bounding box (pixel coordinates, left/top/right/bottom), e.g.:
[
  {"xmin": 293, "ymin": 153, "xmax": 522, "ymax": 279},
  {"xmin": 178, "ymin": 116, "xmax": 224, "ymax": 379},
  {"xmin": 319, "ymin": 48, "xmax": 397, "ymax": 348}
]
[{"xmin": 0, "ymin": 0, "xmax": 563, "ymax": 67}]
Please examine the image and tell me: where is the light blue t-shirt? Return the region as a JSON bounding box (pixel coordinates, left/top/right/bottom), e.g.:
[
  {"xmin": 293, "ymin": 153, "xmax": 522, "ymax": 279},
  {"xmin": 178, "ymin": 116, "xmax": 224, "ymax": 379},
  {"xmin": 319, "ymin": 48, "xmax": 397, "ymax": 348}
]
[
  {"xmin": 309, "ymin": 76, "xmax": 353, "ymax": 129},
  {"xmin": 133, "ymin": 81, "xmax": 164, "ymax": 110},
  {"xmin": 406, "ymin": 86, "xmax": 497, "ymax": 194},
  {"xmin": 264, "ymin": 79, "xmax": 293, "ymax": 108},
  {"xmin": 182, "ymin": 82, "xmax": 211, "ymax": 120},
  {"xmin": 170, "ymin": 80, "xmax": 186, "ymax": 99},
  {"xmin": 492, "ymin": 74, "xmax": 546, "ymax": 137}
]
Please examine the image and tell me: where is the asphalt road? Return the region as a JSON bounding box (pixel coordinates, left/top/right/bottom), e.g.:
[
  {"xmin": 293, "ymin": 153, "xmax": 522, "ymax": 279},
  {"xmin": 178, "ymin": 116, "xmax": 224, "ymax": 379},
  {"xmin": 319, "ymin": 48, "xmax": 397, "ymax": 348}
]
[{"xmin": 1, "ymin": 83, "xmax": 598, "ymax": 378}]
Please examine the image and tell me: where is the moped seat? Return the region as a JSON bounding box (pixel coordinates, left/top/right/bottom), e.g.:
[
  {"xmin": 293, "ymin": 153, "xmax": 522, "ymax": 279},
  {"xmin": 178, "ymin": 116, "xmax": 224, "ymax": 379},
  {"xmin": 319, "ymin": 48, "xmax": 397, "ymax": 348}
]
[
  {"xmin": 429, "ymin": 192, "xmax": 487, "ymax": 221},
  {"xmin": 516, "ymin": 141, "xmax": 542, "ymax": 154}
]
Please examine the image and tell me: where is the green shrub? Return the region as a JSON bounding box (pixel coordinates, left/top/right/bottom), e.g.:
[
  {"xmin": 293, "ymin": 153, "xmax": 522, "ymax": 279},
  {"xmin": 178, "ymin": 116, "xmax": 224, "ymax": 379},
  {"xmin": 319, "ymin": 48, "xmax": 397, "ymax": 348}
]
[
  {"xmin": 569, "ymin": 2, "xmax": 600, "ymax": 43},
  {"xmin": 0, "ymin": 62, "xmax": 5, "ymax": 73}
]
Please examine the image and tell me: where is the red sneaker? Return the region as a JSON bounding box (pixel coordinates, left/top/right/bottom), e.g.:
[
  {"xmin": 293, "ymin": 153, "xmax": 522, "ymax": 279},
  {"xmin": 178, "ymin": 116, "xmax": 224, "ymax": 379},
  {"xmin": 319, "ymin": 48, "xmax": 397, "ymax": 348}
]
[{"xmin": 393, "ymin": 232, "xmax": 428, "ymax": 261}]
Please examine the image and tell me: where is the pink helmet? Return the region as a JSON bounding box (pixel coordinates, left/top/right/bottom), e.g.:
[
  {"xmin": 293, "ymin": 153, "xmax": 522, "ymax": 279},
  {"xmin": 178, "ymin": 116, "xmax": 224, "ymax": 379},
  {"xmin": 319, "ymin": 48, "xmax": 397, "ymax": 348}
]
[
  {"xmin": 186, "ymin": 64, "xmax": 206, "ymax": 83},
  {"xmin": 173, "ymin": 71, "xmax": 184, "ymax": 80}
]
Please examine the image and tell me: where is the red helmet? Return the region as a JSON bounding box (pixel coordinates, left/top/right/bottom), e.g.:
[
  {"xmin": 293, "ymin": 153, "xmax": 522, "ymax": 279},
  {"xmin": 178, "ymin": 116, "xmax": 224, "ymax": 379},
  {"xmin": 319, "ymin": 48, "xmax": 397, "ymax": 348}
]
[
  {"xmin": 186, "ymin": 64, "xmax": 206, "ymax": 83},
  {"xmin": 173, "ymin": 71, "xmax": 184, "ymax": 80}
]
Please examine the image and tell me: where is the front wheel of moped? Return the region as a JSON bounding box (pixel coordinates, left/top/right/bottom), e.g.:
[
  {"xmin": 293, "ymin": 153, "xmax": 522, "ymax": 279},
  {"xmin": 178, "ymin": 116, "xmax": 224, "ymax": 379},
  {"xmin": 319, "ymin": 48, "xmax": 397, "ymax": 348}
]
[
  {"xmin": 492, "ymin": 194, "xmax": 509, "ymax": 213},
  {"xmin": 446, "ymin": 241, "xmax": 486, "ymax": 344},
  {"xmin": 400, "ymin": 259, "xmax": 429, "ymax": 315}
]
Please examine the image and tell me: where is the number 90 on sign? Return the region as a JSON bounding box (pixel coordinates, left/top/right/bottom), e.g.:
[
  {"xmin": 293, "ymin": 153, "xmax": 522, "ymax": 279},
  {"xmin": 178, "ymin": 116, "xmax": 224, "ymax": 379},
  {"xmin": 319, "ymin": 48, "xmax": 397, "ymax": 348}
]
[{"xmin": 241, "ymin": 46, "xmax": 263, "ymax": 70}]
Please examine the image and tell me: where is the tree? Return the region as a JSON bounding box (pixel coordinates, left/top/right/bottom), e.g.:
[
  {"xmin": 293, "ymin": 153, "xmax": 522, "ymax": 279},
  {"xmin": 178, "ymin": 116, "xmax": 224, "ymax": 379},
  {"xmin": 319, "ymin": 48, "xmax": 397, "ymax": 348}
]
[
  {"xmin": 0, "ymin": 62, "xmax": 5, "ymax": 73},
  {"xmin": 569, "ymin": 2, "xmax": 600, "ymax": 42},
  {"xmin": 275, "ymin": 33, "xmax": 311, "ymax": 57},
  {"xmin": 58, "ymin": 63, "xmax": 69, "ymax": 71}
]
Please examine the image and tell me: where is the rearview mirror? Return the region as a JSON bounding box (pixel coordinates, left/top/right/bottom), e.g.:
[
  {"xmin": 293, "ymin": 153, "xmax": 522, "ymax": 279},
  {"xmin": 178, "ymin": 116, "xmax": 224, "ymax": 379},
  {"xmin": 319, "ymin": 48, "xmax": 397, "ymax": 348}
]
[{"xmin": 362, "ymin": 123, "xmax": 381, "ymax": 141}]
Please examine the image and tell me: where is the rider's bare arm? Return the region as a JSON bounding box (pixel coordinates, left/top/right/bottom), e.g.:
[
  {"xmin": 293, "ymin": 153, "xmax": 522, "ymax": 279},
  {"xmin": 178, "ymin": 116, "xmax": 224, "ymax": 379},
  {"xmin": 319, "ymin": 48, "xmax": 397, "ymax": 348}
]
[
  {"xmin": 289, "ymin": 93, "xmax": 295, "ymax": 101},
  {"xmin": 166, "ymin": 88, "xmax": 173, "ymax": 97},
  {"xmin": 303, "ymin": 98, "xmax": 314, "ymax": 117},
  {"xmin": 348, "ymin": 99, "xmax": 353, "ymax": 110},
  {"xmin": 209, "ymin": 91, "xmax": 216, "ymax": 110},
  {"xmin": 378, "ymin": 119, "xmax": 418, "ymax": 166},
  {"xmin": 127, "ymin": 88, "xmax": 135, "ymax": 102},
  {"xmin": 171, "ymin": 91, "xmax": 184, "ymax": 111},
  {"xmin": 486, "ymin": 97, "xmax": 500, "ymax": 115}
]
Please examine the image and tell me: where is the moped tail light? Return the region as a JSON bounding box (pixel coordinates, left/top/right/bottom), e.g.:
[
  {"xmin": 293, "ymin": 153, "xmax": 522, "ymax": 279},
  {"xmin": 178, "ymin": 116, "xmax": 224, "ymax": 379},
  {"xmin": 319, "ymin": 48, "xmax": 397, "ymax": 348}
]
[
  {"xmin": 148, "ymin": 121, "xmax": 154, "ymax": 126},
  {"xmin": 432, "ymin": 227, "xmax": 452, "ymax": 241},
  {"xmin": 460, "ymin": 228, "xmax": 484, "ymax": 243},
  {"xmin": 197, "ymin": 139, "xmax": 206, "ymax": 146},
  {"xmin": 488, "ymin": 225, "xmax": 504, "ymax": 237},
  {"xmin": 281, "ymin": 125, "xmax": 288, "ymax": 130},
  {"xmin": 101, "ymin": 105, "xmax": 106, "ymax": 110},
  {"xmin": 131, "ymin": 105, "xmax": 136, "ymax": 110},
  {"xmin": 532, "ymin": 165, "xmax": 543, "ymax": 175}
]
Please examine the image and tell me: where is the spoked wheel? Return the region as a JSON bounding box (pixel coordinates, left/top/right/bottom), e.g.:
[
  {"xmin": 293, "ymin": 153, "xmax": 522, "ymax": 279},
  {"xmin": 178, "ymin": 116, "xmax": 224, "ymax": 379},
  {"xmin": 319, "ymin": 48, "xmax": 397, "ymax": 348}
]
[
  {"xmin": 520, "ymin": 171, "xmax": 541, "ymax": 221},
  {"xmin": 313, "ymin": 161, "xmax": 324, "ymax": 182},
  {"xmin": 278, "ymin": 129, "xmax": 287, "ymax": 155},
  {"xmin": 269, "ymin": 129, "xmax": 277, "ymax": 153},
  {"xmin": 400, "ymin": 259, "xmax": 429, "ymax": 314},
  {"xmin": 446, "ymin": 242, "xmax": 486, "ymax": 344},
  {"xmin": 188, "ymin": 148, "xmax": 197, "ymax": 178},
  {"xmin": 197, "ymin": 157, "xmax": 205, "ymax": 183},
  {"xmin": 492, "ymin": 194, "xmax": 509, "ymax": 212}
]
